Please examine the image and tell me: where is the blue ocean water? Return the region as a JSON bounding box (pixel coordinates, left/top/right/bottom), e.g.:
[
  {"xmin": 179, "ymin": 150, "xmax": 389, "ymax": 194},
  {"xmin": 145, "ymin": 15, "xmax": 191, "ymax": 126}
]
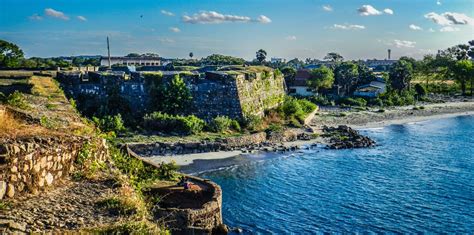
[{"xmin": 200, "ymin": 115, "xmax": 474, "ymax": 234}]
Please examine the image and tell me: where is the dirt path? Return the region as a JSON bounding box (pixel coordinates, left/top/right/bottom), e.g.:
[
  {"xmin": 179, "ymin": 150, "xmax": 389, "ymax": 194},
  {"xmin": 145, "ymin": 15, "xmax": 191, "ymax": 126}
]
[{"xmin": 1, "ymin": 179, "xmax": 121, "ymax": 233}]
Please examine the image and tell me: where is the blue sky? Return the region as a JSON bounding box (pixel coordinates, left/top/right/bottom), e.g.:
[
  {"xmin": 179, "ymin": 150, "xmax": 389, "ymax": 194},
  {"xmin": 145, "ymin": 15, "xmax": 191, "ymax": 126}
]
[{"xmin": 0, "ymin": 0, "xmax": 473, "ymax": 60}]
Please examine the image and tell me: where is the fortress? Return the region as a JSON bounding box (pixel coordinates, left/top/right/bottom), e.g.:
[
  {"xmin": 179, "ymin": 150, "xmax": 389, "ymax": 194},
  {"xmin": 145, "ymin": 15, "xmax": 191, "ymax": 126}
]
[{"xmin": 57, "ymin": 66, "xmax": 286, "ymax": 120}]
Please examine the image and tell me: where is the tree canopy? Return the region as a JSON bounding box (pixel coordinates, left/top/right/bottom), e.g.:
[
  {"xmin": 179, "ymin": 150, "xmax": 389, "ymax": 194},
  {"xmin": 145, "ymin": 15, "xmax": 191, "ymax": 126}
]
[
  {"xmin": 307, "ymin": 66, "xmax": 335, "ymax": 93},
  {"xmin": 202, "ymin": 54, "xmax": 245, "ymax": 65},
  {"xmin": 0, "ymin": 39, "xmax": 24, "ymax": 68},
  {"xmin": 389, "ymin": 60, "xmax": 413, "ymax": 93},
  {"xmin": 334, "ymin": 62, "xmax": 358, "ymax": 96},
  {"xmin": 256, "ymin": 49, "xmax": 267, "ymax": 64},
  {"xmin": 324, "ymin": 52, "xmax": 344, "ymax": 63}
]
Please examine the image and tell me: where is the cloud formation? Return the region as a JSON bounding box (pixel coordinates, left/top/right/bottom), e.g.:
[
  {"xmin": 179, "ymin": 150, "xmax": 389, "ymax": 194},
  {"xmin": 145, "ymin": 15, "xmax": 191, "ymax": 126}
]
[
  {"xmin": 393, "ymin": 39, "xmax": 416, "ymax": 48},
  {"xmin": 169, "ymin": 27, "xmax": 181, "ymax": 33},
  {"xmin": 29, "ymin": 14, "xmax": 42, "ymax": 21},
  {"xmin": 322, "ymin": 5, "xmax": 333, "ymax": 12},
  {"xmin": 424, "ymin": 12, "xmax": 474, "ymax": 26},
  {"xmin": 286, "ymin": 35, "xmax": 297, "ymax": 41},
  {"xmin": 440, "ymin": 26, "xmax": 460, "ymax": 32},
  {"xmin": 182, "ymin": 11, "xmax": 271, "ymax": 24},
  {"xmin": 437, "ymin": 0, "xmax": 442, "ymax": 5},
  {"xmin": 256, "ymin": 15, "xmax": 272, "ymax": 24},
  {"xmin": 77, "ymin": 16, "xmax": 87, "ymax": 21},
  {"xmin": 409, "ymin": 24, "xmax": 422, "ymax": 30},
  {"xmin": 332, "ymin": 24, "xmax": 365, "ymax": 30},
  {"xmin": 358, "ymin": 5, "xmax": 393, "ymax": 16},
  {"xmin": 383, "ymin": 9, "xmax": 394, "ymax": 15},
  {"xmin": 161, "ymin": 10, "xmax": 175, "ymax": 16},
  {"xmin": 44, "ymin": 8, "xmax": 69, "ymax": 20}
]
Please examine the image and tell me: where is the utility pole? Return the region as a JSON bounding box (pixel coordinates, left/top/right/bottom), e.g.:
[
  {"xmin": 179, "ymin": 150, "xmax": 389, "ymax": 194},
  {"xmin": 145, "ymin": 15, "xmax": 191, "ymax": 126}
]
[{"xmin": 107, "ymin": 36, "xmax": 111, "ymax": 70}]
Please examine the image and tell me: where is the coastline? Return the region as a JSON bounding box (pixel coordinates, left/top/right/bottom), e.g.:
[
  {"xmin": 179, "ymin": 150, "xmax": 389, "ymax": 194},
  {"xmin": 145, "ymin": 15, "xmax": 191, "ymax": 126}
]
[{"xmin": 143, "ymin": 101, "xmax": 474, "ymax": 171}]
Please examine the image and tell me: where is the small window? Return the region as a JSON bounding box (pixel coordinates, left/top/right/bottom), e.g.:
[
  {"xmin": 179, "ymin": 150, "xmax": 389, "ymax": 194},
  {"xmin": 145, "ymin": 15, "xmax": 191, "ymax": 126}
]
[{"xmin": 289, "ymin": 88, "xmax": 296, "ymax": 93}]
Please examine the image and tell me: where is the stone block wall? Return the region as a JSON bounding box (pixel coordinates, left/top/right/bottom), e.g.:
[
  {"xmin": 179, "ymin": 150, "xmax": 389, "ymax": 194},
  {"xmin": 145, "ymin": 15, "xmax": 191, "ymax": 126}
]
[
  {"xmin": 152, "ymin": 175, "xmax": 223, "ymax": 233},
  {"xmin": 236, "ymin": 71, "xmax": 286, "ymax": 118},
  {"xmin": 0, "ymin": 136, "xmax": 108, "ymax": 199}
]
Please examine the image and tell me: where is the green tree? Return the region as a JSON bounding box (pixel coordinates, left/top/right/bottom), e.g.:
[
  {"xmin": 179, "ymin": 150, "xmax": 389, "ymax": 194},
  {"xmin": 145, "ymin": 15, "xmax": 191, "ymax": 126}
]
[
  {"xmin": 281, "ymin": 66, "xmax": 296, "ymax": 82},
  {"xmin": 202, "ymin": 54, "xmax": 245, "ymax": 65},
  {"xmin": 389, "ymin": 60, "xmax": 413, "ymax": 93},
  {"xmin": 324, "ymin": 52, "xmax": 344, "ymax": 63},
  {"xmin": 0, "ymin": 39, "xmax": 24, "ymax": 68},
  {"xmin": 307, "ymin": 66, "xmax": 334, "ymax": 93},
  {"xmin": 164, "ymin": 75, "xmax": 192, "ymax": 114},
  {"xmin": 334, "ymin": 62, "xmax": 359, "ymax": 96},
  {"xmin": 189, "ymin": 52, "xmax": 194, "ymax": 59},
  {"xmin": 256, "ymin": 49, "xmax": 267, "ymax": 64},
  {"xmin": 357, "ymin": 63, "xmax": 377, "ymax": 85},
  {"xmin": 451, "ymin": 60, "xmax": 473, "ymax": 96}
]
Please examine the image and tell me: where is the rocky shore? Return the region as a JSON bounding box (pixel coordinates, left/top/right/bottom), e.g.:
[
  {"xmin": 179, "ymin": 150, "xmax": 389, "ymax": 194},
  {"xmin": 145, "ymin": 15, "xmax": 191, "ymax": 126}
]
[{"xmin": 322, "ymin": 125, "xmax": 376, "ymax": 149}]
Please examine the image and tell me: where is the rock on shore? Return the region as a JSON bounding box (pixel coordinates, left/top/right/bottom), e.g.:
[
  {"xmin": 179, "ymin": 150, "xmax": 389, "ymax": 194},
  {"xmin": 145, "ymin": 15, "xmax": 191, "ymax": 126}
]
[{"xmin": 323, "ymin": 125, "xmax": 376, "ymax": 149}]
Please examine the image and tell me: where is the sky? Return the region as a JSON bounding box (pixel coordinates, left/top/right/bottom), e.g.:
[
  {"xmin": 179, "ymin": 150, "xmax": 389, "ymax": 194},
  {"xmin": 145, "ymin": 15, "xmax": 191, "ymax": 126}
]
[{"xmin": 0, "ymin": 0, "xmax": 473, "ymax": 60}]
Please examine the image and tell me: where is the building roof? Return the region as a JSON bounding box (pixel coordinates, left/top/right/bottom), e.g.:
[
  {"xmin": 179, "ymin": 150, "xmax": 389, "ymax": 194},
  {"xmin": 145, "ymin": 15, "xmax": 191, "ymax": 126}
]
[{"xmin": 295, "ymin": 70, "xmax": 311, "ymax": 81}]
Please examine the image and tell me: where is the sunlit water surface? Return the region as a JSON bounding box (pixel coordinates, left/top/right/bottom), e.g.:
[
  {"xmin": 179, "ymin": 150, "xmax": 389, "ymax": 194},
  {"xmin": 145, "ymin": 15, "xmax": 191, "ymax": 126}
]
[{"xmin": 199, "ymin": 115, "xmax": 474, "ymax": 233}]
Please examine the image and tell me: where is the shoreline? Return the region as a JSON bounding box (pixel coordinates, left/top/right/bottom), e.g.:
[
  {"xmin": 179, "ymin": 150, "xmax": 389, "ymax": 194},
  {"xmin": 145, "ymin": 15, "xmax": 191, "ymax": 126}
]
[{"xmin": 142, "ymin": 102, "xmax": 474, "ymax": 171}]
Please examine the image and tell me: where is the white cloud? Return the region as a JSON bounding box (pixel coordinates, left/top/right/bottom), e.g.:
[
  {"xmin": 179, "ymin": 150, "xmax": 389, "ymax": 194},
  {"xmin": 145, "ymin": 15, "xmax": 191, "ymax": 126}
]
[
  {"xmin": 322, "ymin": 5, "xmax": 333, "ymax": 12},
  {"xmin": 286, "ymin": 35, "xmax": 297, "ymax": 41},
  {"xmin": 358, "ymin": 5, "xmax": 382, "ymax": 16},
  {"xmin": 182, "ymin": 11, "xmax": 271, "ymax": 24},
  {"xmin": 424, "ymin": 12, "xmax": 474, "ymax": 26},
  {"xmin": 384, "ymin": 9, "xmax": 394, "ymax": 15},
  {"xmin": 169, "ymin": 27, "xmax": 181, "ymax": 33},
  {"xmin": 29, "ymin": 14, "xmax": 42, "ymax": 21},
  {"xmin": 393, "ymin": 39, "xmax": 416, "ymax": 48},
  {"xmin": 44, "ymin": 8, "xmax": 69, "ymax": 20},
  {"xmin": 332, "ymin": 23, "xmax": 366, "ymax": 30},
  {"xmin": 440, "ymin": 26, "xmax": 460, "ymax": 32},
  {"xmin": 256, "ymin": 15, "xmax": 272, "ymax": 24},
  {"xmin": 77, "ymin": 16, "xmax": 87, "ymax": 21},
  {"xmin": 161, "ymin": 10, "xmax": 175, "ymax": 16},
  {"xmin": 429, "ymin": 28, "xmax": 436, "ymax": 32},
  {"xmin": 409, "ymin": 24, "xmax": 422, "ymax": 30},
  {"xmin": 437, "ymin": 0, "xmax": 442, "ymax": 5}
]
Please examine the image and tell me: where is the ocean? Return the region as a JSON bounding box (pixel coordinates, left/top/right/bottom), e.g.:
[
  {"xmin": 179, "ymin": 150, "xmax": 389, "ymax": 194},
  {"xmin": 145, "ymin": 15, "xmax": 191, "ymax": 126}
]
[{"xmin": 199, "ymin": 115, "xmax": 474, "ymax": 233}]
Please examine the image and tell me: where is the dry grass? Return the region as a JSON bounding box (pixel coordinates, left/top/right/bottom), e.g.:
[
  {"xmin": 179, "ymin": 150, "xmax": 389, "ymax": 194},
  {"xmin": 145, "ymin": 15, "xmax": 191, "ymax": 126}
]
[
  {"xmin": 0, "ymin": 107, "xmax": 51, "ymax": 138},
  {"xmin": 0, "ymin": 70, "xmax": 33, "ymax": 78}
]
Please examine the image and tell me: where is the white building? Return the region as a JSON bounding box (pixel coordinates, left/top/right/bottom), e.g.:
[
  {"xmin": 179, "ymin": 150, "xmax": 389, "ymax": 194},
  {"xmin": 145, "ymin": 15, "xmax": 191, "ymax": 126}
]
[
  {"xmin": 100, "ymin": 56, "xmax": 161, "ymax": 67},
  {"xmin": 288, "ymin": 70, "xmax": 315, "ymax": 97}
]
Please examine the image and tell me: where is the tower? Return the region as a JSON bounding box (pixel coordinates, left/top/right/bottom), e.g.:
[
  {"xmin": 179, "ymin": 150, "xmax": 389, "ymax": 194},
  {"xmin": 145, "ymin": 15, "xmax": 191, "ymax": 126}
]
[
  {"xmin": 107, "ymin": 36, "xmax": 111, "ymax": 69},
  {"xmin": 388, "ymin": 49, "xmax": 391, "ymax": 60}
]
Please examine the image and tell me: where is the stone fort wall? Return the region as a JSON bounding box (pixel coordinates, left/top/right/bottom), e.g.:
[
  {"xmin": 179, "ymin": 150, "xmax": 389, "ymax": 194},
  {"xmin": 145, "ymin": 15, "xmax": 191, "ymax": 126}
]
[
  {"xmin": 57, "ymin": 68, "xmax": 286, "ymax": 121},
  {"xmin": 0, "ymin": 136, "xmax": 108, "ymax": 199}
]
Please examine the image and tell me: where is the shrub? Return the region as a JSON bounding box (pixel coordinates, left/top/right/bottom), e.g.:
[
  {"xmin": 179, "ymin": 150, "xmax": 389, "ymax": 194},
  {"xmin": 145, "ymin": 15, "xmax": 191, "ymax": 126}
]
[
  {"xmin": 208, "ymin": 116, "xmax": 233, "ymax": 133},
  {"xmin": 243, "ymin": 114, "xmax": 264, "ymax": 132},
  {"xmin": 266, "ymin": 123, "xmax": 283, "ymax": 132},
  {"xmin": 297, "ymin": 99, "xmax": 317, "ymax": 114},
  {"xmin": 230, "ymin": 120, "xmax": 241, "ymax": 132},
  {"xmin": 93, "ymin": 114, "xmax": 126, "ymax": 134},
  {"xmin": 6, "ymin": 91, "xmax": 29, "ymax": 109},
  {"xmin": 338, "ymin": 97, "xmax": 367, "ymax": 107},
  {"xmin": 143, "ymin": 112, "xmax": 205, "ymax": 135},
  {"xmin": 282, "ymin": 97, "xmax": 303, "ymax": 117},
  {"xmin": 309, "ymin": 95, "xmax": 333, "ymax": 106},
  {"xmin": 414, "ymin": 84, "xmax": 427, "ymax": 98}
]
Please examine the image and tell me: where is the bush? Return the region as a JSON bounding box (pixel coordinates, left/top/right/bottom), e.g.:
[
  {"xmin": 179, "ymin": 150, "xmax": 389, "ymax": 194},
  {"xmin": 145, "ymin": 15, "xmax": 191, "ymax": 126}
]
[
  {"xmin": 414, "ymin": 84, "xmax": 427, "ymax": 98},
  {"xmin": 338, "ymin": 97, "xmax": 367, "ymax": 107},
  {"xmin": 143, "ymin": 112, "xmax": 205, "ymax": 135},
  {"xmin": 230, "ymin": 120, "xmax": 241, "ymax": 132},
  {"xmin": 297, "ymin": 99, "xmax": 317, "ymax": 114},
  {"xmin": 309, "ymin": 95, "xmax": 333, "ymax": 106},
  {"xmin": 243, "ymin": 114, "xmax": 264, "ymax": 132},
  {"xmin": 208, "ymin": 116, "xmax": 233, "ymax": 133},
  {"xmin": 93, "ymin": 114, "xmax": 126, "ymax": 134},
  {"xmin": 5, "ymin": 91, "xmax": 29, "ymax": 109}
]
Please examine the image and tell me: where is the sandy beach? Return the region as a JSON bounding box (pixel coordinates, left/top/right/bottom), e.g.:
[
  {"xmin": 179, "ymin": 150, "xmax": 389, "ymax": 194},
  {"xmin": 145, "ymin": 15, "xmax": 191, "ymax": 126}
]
[{"xmin": 144, "ymin": 101, "xmax": 474, "ymax": 170}]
